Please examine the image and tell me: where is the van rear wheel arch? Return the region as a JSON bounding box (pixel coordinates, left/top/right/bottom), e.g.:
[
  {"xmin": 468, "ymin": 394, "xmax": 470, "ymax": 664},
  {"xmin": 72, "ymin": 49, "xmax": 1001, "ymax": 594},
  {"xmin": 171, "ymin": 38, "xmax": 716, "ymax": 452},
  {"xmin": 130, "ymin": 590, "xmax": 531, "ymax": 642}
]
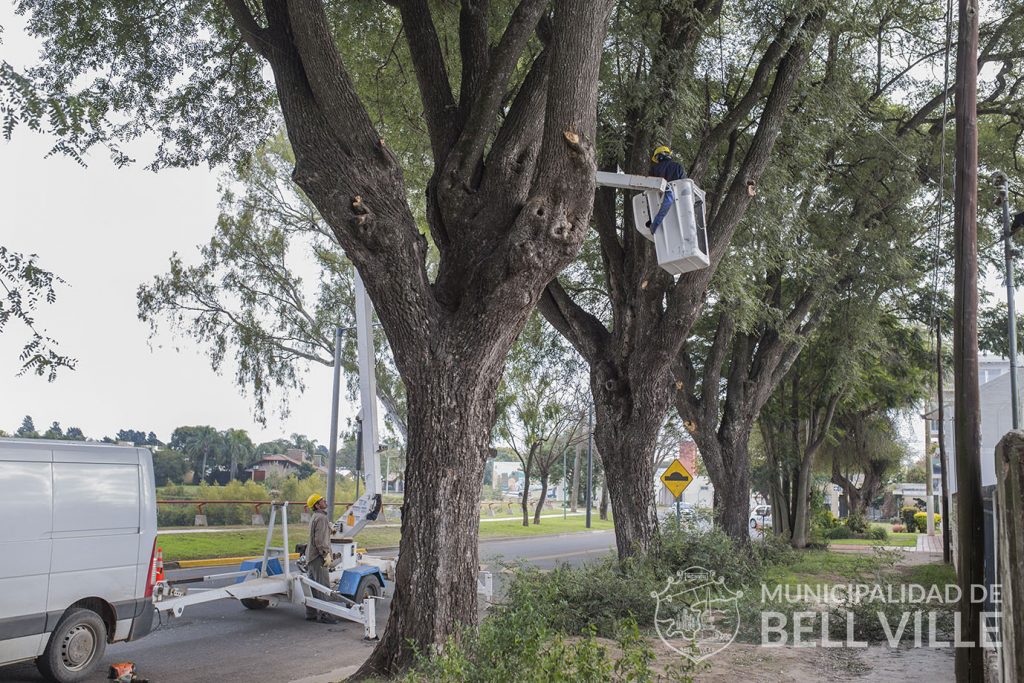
[{"xmin": 65, "ymin": 598, "xmax": 117, "ymax": 643}]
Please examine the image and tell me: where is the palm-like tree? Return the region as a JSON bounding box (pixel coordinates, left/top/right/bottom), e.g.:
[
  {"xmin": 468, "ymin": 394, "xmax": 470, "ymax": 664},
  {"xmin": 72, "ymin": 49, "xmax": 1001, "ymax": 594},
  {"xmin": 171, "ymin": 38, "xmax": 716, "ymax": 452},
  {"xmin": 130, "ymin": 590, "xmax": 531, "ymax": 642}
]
[
  {"xmin": 224, "ymin": 429, "xmax": 255, "ymax": 482},
  {"xmin": 183, "ymin": 426, "xmax": 221, "ymax": 484}
]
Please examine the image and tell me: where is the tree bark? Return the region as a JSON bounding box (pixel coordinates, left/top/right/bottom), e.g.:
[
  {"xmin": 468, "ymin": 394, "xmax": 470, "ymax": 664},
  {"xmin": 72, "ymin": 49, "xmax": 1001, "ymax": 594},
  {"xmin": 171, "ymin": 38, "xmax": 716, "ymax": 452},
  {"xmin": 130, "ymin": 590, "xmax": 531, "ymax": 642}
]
[
  {"xmin": 533, "ymin": 469, "xmax": 550, "ymax": 524},
  {"xmin": 599, "ymin": 480, "xmax": 609, "ymax": 521},
  {"xmin": 521, "ymin": 446, "xmax": 535, "ymax": 527},
  {"xmin": 220, "ymin": 0, "xmax": 615, "ymax": 676},
  {"xmin": 570, "ymin": 444, "xmax": 581, "ymax": 512},
  {"xmin": 359, "ymin": 371, "xmax": 494, "ymax": 676},
  {"xmin": 790, "ymin": 447, "xmax": 816, "ymax": 548},
  {"xmin": 591, "ymin": 367, "xmax": 669, "ymax": 558}
]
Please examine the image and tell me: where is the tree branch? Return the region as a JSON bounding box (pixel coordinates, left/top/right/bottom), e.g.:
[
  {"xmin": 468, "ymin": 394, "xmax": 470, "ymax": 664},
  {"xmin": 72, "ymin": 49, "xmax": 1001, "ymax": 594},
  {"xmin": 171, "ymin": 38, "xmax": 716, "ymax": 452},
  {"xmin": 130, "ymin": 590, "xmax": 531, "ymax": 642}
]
[
  {"xmin": 393, "ymin": 0, "xmax": 458, "ymax": 160},
  {"xmin": 537, "ymin": 279, "xmax": 609, "ymax": 365}
]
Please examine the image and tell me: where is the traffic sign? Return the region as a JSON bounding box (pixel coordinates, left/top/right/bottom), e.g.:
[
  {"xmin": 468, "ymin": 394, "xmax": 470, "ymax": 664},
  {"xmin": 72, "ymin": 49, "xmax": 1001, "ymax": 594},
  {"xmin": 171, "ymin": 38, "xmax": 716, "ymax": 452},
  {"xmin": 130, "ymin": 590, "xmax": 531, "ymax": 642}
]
[{"xmin": 660, "ymin": 458, "xmax": 694, "ymax": 498}]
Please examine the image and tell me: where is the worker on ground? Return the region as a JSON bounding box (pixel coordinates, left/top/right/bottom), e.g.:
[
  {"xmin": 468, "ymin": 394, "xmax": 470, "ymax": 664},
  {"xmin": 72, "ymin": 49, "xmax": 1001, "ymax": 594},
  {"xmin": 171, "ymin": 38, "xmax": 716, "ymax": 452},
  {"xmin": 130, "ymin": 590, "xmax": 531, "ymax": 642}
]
[
  {"xmin": 305, "ymin": 493, "xmax": 339, "ymax": 623},
  {"xmin": 647, "ymin": 146, "xmax": 687, "ymax": 234}
]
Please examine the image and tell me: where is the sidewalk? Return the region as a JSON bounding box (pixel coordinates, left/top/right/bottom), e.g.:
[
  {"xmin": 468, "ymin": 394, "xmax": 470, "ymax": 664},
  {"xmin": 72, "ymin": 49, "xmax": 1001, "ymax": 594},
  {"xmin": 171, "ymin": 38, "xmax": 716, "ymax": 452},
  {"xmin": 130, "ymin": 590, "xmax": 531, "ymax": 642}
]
[
  {"xmin": 916, "ymin": 533, "xmax": 942, "ymax": 553},
  {"xmin": 158, "ymin": 511, "xmax": 588, "ymax": 534}
]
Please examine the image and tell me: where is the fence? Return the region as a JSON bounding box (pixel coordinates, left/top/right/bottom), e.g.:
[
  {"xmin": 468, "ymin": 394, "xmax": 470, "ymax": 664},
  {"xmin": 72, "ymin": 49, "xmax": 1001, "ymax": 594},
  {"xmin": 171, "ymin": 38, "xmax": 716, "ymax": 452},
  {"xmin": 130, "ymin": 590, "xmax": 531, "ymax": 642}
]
[
  {"xmin": 156, "ymin": 499, "xmax": 403, "ymax": 527},
  {"xmin": 156, "ymin": 497, "xmax": 560, "ymax": 527}
]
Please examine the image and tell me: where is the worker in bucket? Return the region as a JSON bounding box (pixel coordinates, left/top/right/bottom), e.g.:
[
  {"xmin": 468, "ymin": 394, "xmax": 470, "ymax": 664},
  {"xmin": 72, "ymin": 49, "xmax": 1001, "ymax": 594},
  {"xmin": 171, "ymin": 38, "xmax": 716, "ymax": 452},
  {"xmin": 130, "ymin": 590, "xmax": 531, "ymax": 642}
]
[
  {"xmin": 648, "ymin": 146, "xmax": 687, "ymax": 235},
  {"xmin": 649, "ymin": 145, "xmax": 687, "ymax": 182},
  {"xmin": 305, "ymin": 493, "xmax": 339, "ymax": 623}
]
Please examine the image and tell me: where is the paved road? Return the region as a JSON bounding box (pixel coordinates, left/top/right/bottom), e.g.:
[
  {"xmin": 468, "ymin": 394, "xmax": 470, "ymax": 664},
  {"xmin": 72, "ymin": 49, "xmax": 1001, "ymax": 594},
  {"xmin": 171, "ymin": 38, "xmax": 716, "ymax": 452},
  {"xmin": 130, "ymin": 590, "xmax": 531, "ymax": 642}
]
[{"xmin": 1, "ymin": 530, "xmax": 616, "ymax": 683}]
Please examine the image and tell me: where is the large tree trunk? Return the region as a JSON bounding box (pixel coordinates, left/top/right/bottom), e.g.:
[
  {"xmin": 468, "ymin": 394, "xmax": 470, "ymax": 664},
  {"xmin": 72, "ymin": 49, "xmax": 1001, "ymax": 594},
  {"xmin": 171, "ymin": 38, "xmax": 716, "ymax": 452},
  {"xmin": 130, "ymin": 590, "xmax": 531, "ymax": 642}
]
[
  {"xmin": 704, "ymin": 438, "xmax": 753, "ymax": 543},
  {"xmin": 592, "ymin": 367, "xmax": 669, "ymax": 558},
  {"xmin": 790, "ymin": 449, "xmax": 815, "ymax": 548},
  {"xmin": 521, "ymin": 447, "xmax": 535, "ymax": 527},
  {"xmin": 357, "ymin": 368, "xmax": 495, "ymax": 676},
  {"xmin": 533, "ymin": 469, "xmax": 549, "ymax": 524}
]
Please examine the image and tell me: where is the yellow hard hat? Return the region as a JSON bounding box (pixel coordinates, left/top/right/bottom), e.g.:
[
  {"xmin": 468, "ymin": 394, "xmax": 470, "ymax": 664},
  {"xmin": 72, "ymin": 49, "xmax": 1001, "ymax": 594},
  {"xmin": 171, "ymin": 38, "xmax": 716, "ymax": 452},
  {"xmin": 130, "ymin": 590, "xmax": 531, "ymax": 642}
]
[
  {"xmin": 306, "ymin": 493, "xmax": 324, "ymax": 510},
  {"xmin": 652, "ymin": 145, "xmax": 672, "ymax": 162}
]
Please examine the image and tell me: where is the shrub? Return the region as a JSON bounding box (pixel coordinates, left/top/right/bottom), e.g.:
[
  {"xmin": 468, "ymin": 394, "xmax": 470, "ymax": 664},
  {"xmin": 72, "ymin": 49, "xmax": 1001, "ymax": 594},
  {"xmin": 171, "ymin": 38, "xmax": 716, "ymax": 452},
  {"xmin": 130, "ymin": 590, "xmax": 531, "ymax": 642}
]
[
  {"xmin": 891, "ymin": 523, "xmax": 905, "ymax": 533},
  {"xmin": 901, "ymin": 505, "xmax": 920, "ymax": 532},
  {"xmin": 811, "ymin": 506, "xmax": 839, "ymax": 531},
  {"xmin": 826, "ymin": 525, "xmax": 853, "ymax": 539},
  {"xmin": 913, "ymin": 512, "xmax": 941, "ymax": 531},
  {"xmin": 868, "ymin": 526, "xmax": 889, "ymax": 541},
  {"xmin": 846, "ymin": 511, "xmax": 869, "ymax": 534}
]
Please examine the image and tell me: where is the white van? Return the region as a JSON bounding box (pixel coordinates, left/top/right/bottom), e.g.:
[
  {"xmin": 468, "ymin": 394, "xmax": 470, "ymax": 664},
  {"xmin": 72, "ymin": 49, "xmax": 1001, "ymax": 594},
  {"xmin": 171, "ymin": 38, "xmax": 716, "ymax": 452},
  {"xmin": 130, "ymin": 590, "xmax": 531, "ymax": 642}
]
[{"xmin": 0, "ymin": 439, "xmax": 159, "ymax": 682}]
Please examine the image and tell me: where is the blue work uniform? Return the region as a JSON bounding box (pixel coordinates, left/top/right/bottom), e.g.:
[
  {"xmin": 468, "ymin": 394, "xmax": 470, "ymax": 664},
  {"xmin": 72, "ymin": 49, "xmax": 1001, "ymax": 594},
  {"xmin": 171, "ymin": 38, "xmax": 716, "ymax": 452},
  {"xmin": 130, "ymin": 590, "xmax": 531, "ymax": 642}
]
[
  {"xmin": 648, "ymin": 158, "xmax": 687, "ymax": 234},
  {"xmin": 649, "ymin": 158, "xmax": 687, "ymax": 182}
]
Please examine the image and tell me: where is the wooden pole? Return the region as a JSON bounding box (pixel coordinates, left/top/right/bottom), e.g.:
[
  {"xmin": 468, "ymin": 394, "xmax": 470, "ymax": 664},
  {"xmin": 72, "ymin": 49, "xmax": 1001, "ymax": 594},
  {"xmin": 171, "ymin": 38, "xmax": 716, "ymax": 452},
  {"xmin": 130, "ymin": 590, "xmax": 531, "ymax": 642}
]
[
  {"xmin": 952, "ymin": 0, "xmax": 985, "ymax": 677},
  {"xmin": 937, "ymin": 317, "xmax": 952, "ymax": 564}
]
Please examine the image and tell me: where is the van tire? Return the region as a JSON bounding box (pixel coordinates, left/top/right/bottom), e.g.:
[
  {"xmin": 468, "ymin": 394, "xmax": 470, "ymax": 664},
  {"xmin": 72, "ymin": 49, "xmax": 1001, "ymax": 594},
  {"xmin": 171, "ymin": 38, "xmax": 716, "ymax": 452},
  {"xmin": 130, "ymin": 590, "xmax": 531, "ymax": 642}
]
[
  {"xmin": 36, "ymin": 608, "xmax": 107, "ymax": 683},
  {"xmin": 241, "ymin": 598, "xmax": 271, "ymax": 610},
  {"xmin": 353, "ymin": 575, "xmax": 383, "ymax": 602}
]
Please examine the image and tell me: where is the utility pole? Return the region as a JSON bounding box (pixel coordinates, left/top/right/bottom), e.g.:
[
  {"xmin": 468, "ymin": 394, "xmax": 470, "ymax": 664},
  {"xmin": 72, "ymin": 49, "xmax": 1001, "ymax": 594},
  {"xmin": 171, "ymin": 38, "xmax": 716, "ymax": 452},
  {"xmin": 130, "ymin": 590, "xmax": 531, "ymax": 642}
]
[
  {"xmin": 998, "ymin": 172, "xmax": 1021, "ymax": 429},
  {"xmin": 925, "ymin": 410, "xmax": 935, "ymax": 536},
  {"xmin": 937, "ymin": 318, "xmax": 952, "ymax": 564},
  {"xmin": 952, "ymin": 0, "xmax": 985, "ymax": 677},
  {"xmin": 586, "ymin": 403, "xmax": 593, "ymax": 529},
  {"xmin": 326, "ymin": 326, "xmax": 343, "ymax": 519}
]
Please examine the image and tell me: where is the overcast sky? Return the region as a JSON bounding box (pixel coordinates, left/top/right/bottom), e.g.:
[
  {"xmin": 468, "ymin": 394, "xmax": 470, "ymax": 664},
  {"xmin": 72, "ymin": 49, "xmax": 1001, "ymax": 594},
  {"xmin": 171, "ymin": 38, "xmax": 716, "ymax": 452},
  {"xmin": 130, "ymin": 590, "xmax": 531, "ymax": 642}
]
[{"xmin": 0, "ymin": 7, "xmax": 356, "ymax": 445}]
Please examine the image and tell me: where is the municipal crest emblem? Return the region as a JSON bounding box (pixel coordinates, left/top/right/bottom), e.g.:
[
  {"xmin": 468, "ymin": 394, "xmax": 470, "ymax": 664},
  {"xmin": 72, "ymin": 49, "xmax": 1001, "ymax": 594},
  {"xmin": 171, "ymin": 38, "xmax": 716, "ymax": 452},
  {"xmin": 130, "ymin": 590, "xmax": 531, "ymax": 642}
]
[{"xmin": 651, "ymin": 566, "xmax": 743, "ymax": 662}]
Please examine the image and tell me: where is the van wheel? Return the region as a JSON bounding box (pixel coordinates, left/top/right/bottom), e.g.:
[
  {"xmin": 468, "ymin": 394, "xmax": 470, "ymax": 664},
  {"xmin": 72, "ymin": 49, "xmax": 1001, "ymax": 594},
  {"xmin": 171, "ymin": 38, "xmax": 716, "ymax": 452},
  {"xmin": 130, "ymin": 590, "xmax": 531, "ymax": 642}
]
[
  {"xmin": 241, "ymin": 598, "xmax": 271, "ymax": 610},
  {"xmin": 354, "ymin": 575, "xmax": 383, "ymax": 602},
  {"xmin": 36, "ymin": 608, "xmax": 107, "ymax": 683}
]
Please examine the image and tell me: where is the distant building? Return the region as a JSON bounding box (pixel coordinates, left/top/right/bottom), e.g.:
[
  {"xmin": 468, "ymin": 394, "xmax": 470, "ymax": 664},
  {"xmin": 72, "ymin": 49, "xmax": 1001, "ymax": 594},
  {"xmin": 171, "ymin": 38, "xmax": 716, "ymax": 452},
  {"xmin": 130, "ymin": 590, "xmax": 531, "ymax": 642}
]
[{"xmin": 248, "ymin": 448, "xmax": 324, "ymax": 482}]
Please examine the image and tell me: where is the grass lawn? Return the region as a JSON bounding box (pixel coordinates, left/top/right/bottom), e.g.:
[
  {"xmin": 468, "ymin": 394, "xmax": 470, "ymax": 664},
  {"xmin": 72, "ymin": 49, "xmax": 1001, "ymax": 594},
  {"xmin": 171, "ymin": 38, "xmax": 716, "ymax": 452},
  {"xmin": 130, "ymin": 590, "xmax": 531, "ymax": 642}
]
[
  {"xmin": 902, "ymin": 561, "xmax": 956, "ymax": 588},
  {"xmin": 829, "ymin": 532, "xmax": 918, "ymax": 547},
  {"xmin": 761, "ymin": 548, "xmax": 901, "ymax": 588},
  {"xmin": 159, "ymin": 515, "xmax": 615, "ymax": 561}
]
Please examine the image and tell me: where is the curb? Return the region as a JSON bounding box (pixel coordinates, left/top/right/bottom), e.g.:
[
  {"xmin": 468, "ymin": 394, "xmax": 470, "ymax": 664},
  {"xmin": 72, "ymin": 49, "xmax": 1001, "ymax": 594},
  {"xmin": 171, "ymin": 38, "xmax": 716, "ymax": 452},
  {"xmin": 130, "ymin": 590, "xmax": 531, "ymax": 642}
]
[{"xmin": 165, "ymin": 552, "xmax": 300, "ymax": 570}]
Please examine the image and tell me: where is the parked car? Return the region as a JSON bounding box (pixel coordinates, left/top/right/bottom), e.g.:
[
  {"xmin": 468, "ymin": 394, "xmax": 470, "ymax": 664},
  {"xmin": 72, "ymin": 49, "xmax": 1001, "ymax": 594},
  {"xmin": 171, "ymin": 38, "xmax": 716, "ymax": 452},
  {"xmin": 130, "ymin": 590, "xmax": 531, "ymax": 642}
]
[
  {"xmin": 749, "ymin": 504, "xmax": 773, "ymax": 530},
  {"xmin": 0, "ymin": 439, "xmax": 159, "ymax": 682}
]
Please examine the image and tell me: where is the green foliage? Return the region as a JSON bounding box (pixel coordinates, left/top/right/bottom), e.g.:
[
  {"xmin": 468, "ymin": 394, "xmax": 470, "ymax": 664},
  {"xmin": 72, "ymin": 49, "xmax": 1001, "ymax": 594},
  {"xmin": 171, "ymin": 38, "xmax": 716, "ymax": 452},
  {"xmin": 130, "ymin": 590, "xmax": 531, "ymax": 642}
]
[
  {"xmin": 867, "ymin": 526, "xmax": 889, "ymax": 541},
  {"xmin": 16, "ymin": 415, "xmax": 38, "ymax": 438},
  {"xmin": 0, "ymin": 246, "xmax": 75, "ymax": 380},
  {"xmin": 901, "ymin": 505, "xmax": 920, "ymax": 532},
  {"xmin": 846, "ymin": 511, "xmax": 868, "ymax": 534},
  {"xmin": 137, "ymin": 134, "xmax": 408, "ymax": 435},
  {"xmin": 153, "ymin": 449, "xmax": 189, "ymax": 487},
  {"xmin": 826, "ymin": 525, "xmax": 853, "ymax": 540},
  {"xmin": 402, "ymin": 616, "xmax": 685, "ymax": 683},
  {"xmin": 913, "ymin": 511, "xmax": 941, "ymax": 531}
]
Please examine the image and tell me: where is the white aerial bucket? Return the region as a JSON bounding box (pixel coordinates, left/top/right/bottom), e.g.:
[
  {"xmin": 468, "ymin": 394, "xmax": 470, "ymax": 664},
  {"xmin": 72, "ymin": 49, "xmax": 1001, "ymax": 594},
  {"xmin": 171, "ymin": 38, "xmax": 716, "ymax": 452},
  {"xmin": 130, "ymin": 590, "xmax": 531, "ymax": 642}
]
[{"xmin": 631, "ymin": 179, "xmax": 709, "ymax": 275}]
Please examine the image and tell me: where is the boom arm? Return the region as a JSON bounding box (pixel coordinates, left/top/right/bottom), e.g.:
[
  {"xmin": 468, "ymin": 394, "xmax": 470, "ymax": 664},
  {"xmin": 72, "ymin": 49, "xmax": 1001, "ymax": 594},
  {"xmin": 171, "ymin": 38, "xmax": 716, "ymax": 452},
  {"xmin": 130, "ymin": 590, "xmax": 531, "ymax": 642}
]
[{"xmin": 334, "ymin": 272, "xmax": 383, "ymax": 538}]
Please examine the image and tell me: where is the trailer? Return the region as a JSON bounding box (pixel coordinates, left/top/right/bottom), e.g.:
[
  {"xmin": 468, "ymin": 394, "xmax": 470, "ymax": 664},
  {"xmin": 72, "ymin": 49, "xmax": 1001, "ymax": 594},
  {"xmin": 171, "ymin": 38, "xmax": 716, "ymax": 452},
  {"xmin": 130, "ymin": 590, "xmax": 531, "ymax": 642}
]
[{"xmin": 152, "ymin": 501, "xmax": 381, "ymax": 639}]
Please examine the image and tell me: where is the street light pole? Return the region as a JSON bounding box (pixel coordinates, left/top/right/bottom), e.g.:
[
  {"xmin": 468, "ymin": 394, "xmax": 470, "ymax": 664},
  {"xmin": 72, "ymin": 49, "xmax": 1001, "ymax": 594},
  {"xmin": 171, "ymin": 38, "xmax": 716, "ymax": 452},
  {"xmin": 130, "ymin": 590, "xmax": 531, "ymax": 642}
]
[
  {"xmin": 326, "ymin": 326, "xmax": 343, "ymax": 519},
  {"xmin": 999, "ymin": 173, "xmax": 1020, "ymax": 429}
]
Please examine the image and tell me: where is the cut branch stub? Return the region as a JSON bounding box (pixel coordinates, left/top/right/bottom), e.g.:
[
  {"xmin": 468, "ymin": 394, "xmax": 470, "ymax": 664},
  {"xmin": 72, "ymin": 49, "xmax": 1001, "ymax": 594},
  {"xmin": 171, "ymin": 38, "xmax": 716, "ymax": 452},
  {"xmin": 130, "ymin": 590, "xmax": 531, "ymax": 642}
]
[
  {"xmin": 562, "ymin": 129, "xmax": 595, "ymax": 169},
  {"xmin": 349, "ymin": 195, "xmax": 374, "ymax": 232}
]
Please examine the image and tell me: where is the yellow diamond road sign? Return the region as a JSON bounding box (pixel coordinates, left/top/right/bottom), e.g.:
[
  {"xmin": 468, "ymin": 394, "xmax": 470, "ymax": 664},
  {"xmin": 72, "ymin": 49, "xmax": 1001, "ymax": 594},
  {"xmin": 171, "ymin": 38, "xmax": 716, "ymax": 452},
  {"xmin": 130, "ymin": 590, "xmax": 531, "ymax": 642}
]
[{"xmin": 660, "ymin": 459, "xmax": 693, "ymax": 498}]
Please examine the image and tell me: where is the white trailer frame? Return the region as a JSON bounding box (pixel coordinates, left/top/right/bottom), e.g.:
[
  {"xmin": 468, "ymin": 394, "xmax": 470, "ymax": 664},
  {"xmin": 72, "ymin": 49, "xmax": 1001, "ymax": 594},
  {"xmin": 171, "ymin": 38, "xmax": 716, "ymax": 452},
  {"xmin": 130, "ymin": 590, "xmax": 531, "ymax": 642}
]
[{"xmin": 153, "ymin": 502, "xmax": 379, "ymax": 639}]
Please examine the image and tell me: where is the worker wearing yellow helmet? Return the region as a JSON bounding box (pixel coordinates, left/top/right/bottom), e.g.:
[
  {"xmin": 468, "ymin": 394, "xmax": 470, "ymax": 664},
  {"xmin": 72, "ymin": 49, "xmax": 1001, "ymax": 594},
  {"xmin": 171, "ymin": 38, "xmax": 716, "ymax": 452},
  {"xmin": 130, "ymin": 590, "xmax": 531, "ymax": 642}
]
[
  {"xmin": 304, "ymin": 492, "xmax": 338, "ymax": 623},
  {"xmin": 647, "ymin": 146, "xmax": 688, "ymax": 235},
  {"xmin": 650, "ymin": 145, "xmax": 687, "ymax": 182}
]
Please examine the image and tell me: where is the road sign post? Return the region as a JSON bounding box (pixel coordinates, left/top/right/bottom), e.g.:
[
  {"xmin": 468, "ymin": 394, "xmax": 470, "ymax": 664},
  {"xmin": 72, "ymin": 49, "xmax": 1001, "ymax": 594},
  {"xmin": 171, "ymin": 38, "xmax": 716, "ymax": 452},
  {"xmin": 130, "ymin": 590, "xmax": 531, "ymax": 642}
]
[{"xmin": 660, "ymin": 459, "xmax": 694, "ymax": 532}]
